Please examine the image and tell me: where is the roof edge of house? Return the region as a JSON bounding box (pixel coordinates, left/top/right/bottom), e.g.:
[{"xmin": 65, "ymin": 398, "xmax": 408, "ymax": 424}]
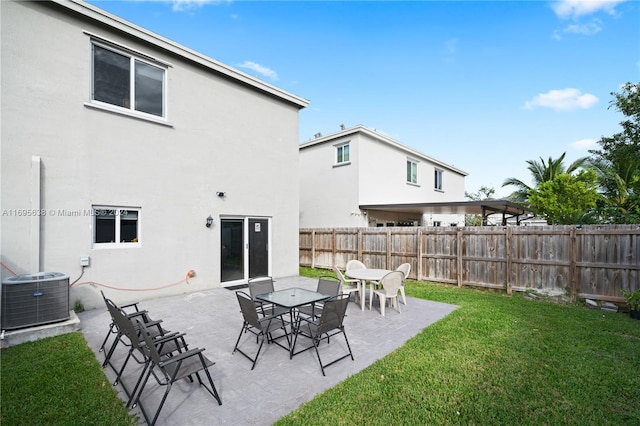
[
  {"xmin": 300, "ymin": 125, "xmax": 468, "ymax": 176},
  {"xmin": 54, "ymin": 0, "xmax": 310, "ymax": 109}
]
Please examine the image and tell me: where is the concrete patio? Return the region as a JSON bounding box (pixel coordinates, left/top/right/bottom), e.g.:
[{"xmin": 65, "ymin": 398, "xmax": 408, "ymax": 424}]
[{"xmin": 78, "ymin": 276, "xmax": 458, "ymax": 425}]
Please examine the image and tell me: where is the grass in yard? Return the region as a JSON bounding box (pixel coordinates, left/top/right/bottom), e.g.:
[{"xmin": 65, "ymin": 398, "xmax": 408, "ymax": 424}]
[
  {"xmin": 276, "ymin": 267, "xmax": 640, "ymax": 425},
  {"xmin": 1, "ymin": 270, "xmax": 638, "ymax": 425},
  {"xmin": 0, "ymin": 332, "xmax": 137, "ymax": 426}
]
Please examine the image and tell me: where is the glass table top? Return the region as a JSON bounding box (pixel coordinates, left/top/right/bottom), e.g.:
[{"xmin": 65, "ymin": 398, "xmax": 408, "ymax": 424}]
[{"xmin": 255, "ymin": 287, "xmax": 329, "ymax": 309}]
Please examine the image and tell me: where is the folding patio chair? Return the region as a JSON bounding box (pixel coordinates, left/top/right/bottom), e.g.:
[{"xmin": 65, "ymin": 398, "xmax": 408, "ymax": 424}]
[
  {"xmin": 248, "ymin": 276, "xmax": 288, "ymax": 317},
  {"xmin": 104, "ymin": 298, "xmax": 188, "ymax": 407},
  {"xmin": 233, "ymin": 291, "xmax": 290, "ymax": 370},
  {"xmin": 298, "ymin": 276, "xmax": 341, "ymax": 319},
  {"xmin": 293, "ymin": 293, "xmax": 354, "ymax": 376},
  {"xmin": 131, "ymin": 321, "xmax": 222, "ymax": 426},
  {"xmin": 99, "ymin": 290, "xmax": 150, "ymax": 358},
  {"xmin": 101, "ymin": 291, "xmax": 168, "ymax": 371}
]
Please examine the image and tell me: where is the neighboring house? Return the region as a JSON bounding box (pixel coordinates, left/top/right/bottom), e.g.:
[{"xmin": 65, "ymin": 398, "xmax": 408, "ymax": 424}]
[
  {"xmin": 299, "ymin": 125, "xmax": 467, "ymax": 228},
  {"xmin": 1, "ymin": 0, "xmax": 308, "ymax": 309}
]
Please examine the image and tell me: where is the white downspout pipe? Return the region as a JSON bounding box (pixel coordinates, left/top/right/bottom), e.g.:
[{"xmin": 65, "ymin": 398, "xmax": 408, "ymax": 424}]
[{"xmin": 31, "ymin": 155, "xmax": 41, "ymax": 272}]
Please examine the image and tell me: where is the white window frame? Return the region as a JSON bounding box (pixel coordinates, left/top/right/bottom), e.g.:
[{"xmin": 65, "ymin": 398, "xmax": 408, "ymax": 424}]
[
  {"xmin": 407, "ymin": 159, "xmax": 419, "ymax": 185},
  {"xmin": 335, "ymin": 142, "xmax": 350, "ymax": 165},
  {"xmin": 88, "ymin": 39, "xmax": 168, "ymax": 123},
  {"xmin": 434, "ymin": 168, "xmax": 444, "ymax": 191},
  {"xmin": 92, "ymin": 206, "xmax": 141, "ymax": 248}
]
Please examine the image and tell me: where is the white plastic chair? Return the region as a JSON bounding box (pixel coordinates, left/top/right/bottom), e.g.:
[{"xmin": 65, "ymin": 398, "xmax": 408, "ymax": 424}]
[
  {"xmin": 395, "ymin": 263, "xmax": 411, "ymax": 305},
  {"xmin": 372, "ymin": 271, "xmax": 403, "ymax": 316},
  {"xmin": 335, "ymin": 267, "xmax": 361, "ymax": 305},
  {"xmin": 345, "ymin": 259, "xmax": 366, "ymax": 271}
]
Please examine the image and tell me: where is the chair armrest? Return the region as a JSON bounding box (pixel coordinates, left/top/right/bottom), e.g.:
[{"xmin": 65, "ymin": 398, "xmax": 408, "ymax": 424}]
[
  {"xmin": 158, "ymin": 347, "xmax": 206, "ymax": 367},
  {"xmin": 120, "ymin": 301, "xmax": 141, "ymax": 311},
  {"xmin": 298, "ymin": 316, "xmax": 318, "ymax": 327},
  {"xmin": 260, "ymin": 314, "xmax": 286, "ymax": 323},
  {"xmin": 152, "ymin": 332, "xmax": 186, "ymax": 345},
  {"xmin": 127, "ymin": 310, "xmax": 152, "ymax": 319}
]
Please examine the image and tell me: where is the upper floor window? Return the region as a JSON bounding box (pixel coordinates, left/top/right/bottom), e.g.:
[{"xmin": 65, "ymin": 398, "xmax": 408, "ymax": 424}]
[
  {"xmin": 336, "ymin": 143, "xmax": 350, "ymax": 164},
  {"xmin": 434, "ymin": 169, "xmax": 443, "ymax": 191},
  {"xmin": 407, "ymin": 160, "xmax": 418, "ymax": 184},
  {"xmin": 92, "ymin": 43, "xmax": 166, "ymax": 118},
  {"xmin": 93, "ymin": 206, "xmax": 140, "ymax": 247}
]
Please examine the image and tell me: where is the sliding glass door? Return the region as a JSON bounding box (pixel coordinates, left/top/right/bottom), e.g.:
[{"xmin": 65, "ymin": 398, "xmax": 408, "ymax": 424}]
[{"xmin": 221, "ymin": 217, "xmax": 270, "ymax": 285}]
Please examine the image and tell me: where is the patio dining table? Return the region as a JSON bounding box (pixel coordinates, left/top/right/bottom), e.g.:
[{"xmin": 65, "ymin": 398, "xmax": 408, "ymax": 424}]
[
  {"xmin": 345, "ymin": 268, "xmax": 391, "ymax": 311},
  {"xmin": 255, "ymin": 287, "xmax": 330, "ymax": 359}
]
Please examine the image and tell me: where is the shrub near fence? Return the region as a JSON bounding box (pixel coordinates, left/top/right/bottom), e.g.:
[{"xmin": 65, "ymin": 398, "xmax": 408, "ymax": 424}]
[{"xmin": 299, "ymin": 225, "xmax": 640, "ymax": 303}]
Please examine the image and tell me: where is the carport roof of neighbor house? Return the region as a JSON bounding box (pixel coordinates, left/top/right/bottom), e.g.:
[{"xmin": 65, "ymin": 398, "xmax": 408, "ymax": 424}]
[{"xmin": 359, "ymin": 199, "xmax": 534, "ymax": 218}]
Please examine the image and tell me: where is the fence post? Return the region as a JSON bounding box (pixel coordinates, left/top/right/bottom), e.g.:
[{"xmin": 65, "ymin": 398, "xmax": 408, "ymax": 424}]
[
  {"xmin": 417, "ymin": 227, "xmax": 422, "ymax": 281},
  {"xmin": 506, "ymin": 226, "xmax": 512, "ymax": 295},
  {"xmin": 570, "ymin": 227, "xmax": 577, "ymax": 301},
  {"xmin": 332, "ymin": 229, "xmax": 337, "ymax": 270},
  {"xmin": 311, "ymin": 230, "xmax": 316, "ymax": 269},
  {"xmin": 386, "ymin": 229, "xmax": 392, "ymax": 269},
  {"xmin": 357, "ymin": 228, "xmax": 363, "ymax": 262},
  {"xmin": 457, "ymin": 228, "xmax": 463, "ymax": 288}
]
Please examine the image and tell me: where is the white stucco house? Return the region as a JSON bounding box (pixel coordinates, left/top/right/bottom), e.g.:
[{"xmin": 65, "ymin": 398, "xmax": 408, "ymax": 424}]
[
  {"xmin": 1, "ymin": 0, "xmax": 309, "ymax": 309},
  {"xmin": 299, "ymin": 125, "xmax": 468, "ymax": 228}
]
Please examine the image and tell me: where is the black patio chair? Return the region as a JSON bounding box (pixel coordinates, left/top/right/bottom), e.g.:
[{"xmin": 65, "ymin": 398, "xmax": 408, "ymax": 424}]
[
  {"xmin": 101, "ymin": 291, "xmax": 168, "ymax": 371},
  {"xmin": 99, "ymin": 290, "xmax": 150, "ymax": 359},
  {"xmin": 131, "ymin": 321, "xmax": 222, "ymax": 426},
  {"xmin": 298, "ymin": 276, "xmax": 341, "ymax": 319},
  {"xmin": 233, "ymin": 290, "xmax": 290, "ymax": 370},
  {"xmin": 104, "ymin": 298, "xmax": 188, "ymax": 408},
  {"xmin": 247, "ymin": 276, "xmax": 288, "ymax": 317},
  {"xmin": 293, "ymin": 293, "xmax": 354, "ymax": 376}
]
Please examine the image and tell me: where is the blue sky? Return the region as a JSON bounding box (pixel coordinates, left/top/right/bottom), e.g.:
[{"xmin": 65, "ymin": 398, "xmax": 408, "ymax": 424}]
[{"xmin": 87, "ymin": 0, "xmax": 639, "ymax": 198}]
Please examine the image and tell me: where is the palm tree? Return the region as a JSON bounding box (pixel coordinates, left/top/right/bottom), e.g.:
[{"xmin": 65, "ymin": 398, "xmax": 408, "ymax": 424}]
[
  {"xmin": 590, "ymin": 155, "xmax": 640, "ymax": 222},
  {"xmin": 502, "ymin": 152, "xmax": 588, "ymax": 204}
]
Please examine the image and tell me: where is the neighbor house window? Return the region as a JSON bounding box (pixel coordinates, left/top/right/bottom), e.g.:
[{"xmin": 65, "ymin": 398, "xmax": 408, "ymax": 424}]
[
  {"xmin": 336, "ymin": 143, "xmax": 350, "ymax": 164},
  {"xmin": 407, "ymin": 160, "xmax": 418, "ymax": 184},
  {"xmin": 93, "ymin": 206, "xmax": 140, "ymax": 246},
  {"xmin": 434, "ymin": 169, "xmax": 443, "ymax": 191},
  {"xmin": 92, "ymin": 43, "xmax": 166, "ymax": 118}
]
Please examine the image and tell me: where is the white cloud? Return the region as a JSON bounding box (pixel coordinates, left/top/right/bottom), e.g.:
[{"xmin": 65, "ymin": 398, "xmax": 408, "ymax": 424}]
[
  {"xmin": 565, "ymin": 20, "xmax": 603, "ymax": 34},
  {"xmin": 171, "ymin": 0, "xmax": 226, "ymax": 12},
  {"xmin": 553, "ymin": 19, "xmax": 602, "ymax": 39},
  {"xmin": 551, "ymin": 0, "xmax": 626, "ymax": 20},
  {"xmin": 444, "ymin": 38, "xmax": 459, "ymax": 54},
  {"xmin": 523, "ymin": 88, "xmax": 599, "ymax": 111},
  {"xmin": 237, "ymin": 61, "xmax": 279, "ymax": 81},
  {"xmin": 570, "ymin": 138, "xmax": 598, "ymax": 149}
]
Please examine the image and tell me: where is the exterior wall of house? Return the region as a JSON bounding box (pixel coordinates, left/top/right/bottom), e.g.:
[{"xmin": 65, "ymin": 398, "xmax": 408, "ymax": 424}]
[
  {"xmin": 1, "ymin": 1, "xmax": 306, "ymax": 308},
  {"xmin": 359, "ymin": 132, "xmax": 466, "ymax": 226},
  {"xmin": 299, "ymin": 133, "xmax": 366, "ymax": 228},
  {"xmin": 299, "ymin": 127, "xmax": 467, "ymax": 228}
]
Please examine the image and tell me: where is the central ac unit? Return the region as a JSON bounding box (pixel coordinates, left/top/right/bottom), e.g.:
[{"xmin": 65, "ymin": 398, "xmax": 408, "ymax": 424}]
[{"xmin": 1, "ymin": 272, "xmax": 70, "ymax": 330}]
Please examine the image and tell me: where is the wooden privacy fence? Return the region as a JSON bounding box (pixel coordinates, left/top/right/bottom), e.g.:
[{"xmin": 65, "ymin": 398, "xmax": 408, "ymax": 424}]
[{"xmin": 299, "ymin": 225, "xmax": 640, "ymax": 302}]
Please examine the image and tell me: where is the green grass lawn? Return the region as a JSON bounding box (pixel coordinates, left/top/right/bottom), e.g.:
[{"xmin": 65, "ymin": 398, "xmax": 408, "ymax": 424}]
[
  {"xmin": 2, "ymin": 269, "xmax": 638, "ymax": 425},
  {"xmin": 276, "ymin": 267, "xmax": 640, "ymax": 425},
  {"xmin": 0, "ymin": 332, "xmax": 137, "ymax": 426}
]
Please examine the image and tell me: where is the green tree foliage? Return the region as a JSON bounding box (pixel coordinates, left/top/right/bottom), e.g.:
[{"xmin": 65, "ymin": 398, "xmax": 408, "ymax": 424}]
[
  {"xmin": 502, "ymin": 153, "xmax": 588, "ymax": 204},
  {"xmin": 464, "ymin": 186, "xmax": 495, "ymax": 225},
  {"xmin": 465, "ymin": 186, "xmax": 495, "ymax": 201},
  {"xmin": 588, "ymin": 82, "xmax": 640, "ymax": 223},
  {"xmin": 528, "ymin": 170, "xmax": 600, "ymax": 224}
]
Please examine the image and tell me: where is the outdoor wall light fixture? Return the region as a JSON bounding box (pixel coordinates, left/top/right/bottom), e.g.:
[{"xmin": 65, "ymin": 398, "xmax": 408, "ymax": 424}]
[
  {"xmin": 216, "ymin": 192, "xmax": 226, "ymax": 198},
  {"xmin": 206, "ymin": 215, "xmax": 213, "ymax": 228}
]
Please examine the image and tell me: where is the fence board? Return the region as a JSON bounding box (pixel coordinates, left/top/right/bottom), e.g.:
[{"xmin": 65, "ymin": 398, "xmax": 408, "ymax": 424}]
[{"xmin": 300, "ymin": 225, "xmax": 640, "ymax": 302}]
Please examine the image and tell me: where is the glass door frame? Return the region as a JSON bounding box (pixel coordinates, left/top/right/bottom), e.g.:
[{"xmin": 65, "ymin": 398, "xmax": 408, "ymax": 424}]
[{"xmin": 220, "ymin": 215, "xmax": 271, "ymax": 287}]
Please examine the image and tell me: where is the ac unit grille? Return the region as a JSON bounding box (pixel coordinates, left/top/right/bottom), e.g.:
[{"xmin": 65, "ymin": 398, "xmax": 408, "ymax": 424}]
[{"xmin": 2, "ymin": 272, "xmax": 70, "ymax": 330}]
